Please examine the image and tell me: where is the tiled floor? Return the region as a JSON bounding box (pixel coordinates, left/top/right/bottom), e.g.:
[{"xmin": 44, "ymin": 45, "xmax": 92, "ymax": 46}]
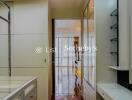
[
  {"xmin": 55, "ymin": 95, "xmax": 83, "ymax": 100},
  {"xmin": 55, "ymin": 67, "xmax": 76, "ymax": 95},
  {"xmin": 55, "ymin": 66, "xmax": 82, "ymax": 100}
]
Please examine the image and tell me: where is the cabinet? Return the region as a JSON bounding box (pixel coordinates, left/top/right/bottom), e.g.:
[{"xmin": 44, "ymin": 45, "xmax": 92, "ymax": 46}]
[
  {"xmin": 97, "ymin": 83, "xmax": 132, "ymax": 100},
  {"xmin": 2, "ymin": 77, "xmax": 37, "ymax": 100},
  {"xmin": 109, "ymin": 0, "xmax": 129, "ymax": 71},
  {"xmin": 11, "ymin": 92, "xmax": 24, "ymax": 100},
  {"xmin": 24, "ymin": 86, "xmax": 37, "ymax": 100},
  {"xmin": 97, "ymin": 86, "xmax": 112, "ymax": 100},
  {"xmin": 118, "ymin": 0, "xmax": 129, "ymax": 69}
]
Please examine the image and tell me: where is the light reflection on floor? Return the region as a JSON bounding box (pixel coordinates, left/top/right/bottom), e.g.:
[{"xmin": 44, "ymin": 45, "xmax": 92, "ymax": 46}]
[{"xmin": 55, "ymin": 67, "xmax": 75, "ymax": 96}]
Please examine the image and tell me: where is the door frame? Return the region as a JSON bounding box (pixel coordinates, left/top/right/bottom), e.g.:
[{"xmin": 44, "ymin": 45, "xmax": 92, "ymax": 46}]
[
  {"xmin": 52, "ymin": 19, "xmax": 82, "ymax": 97},
  {"xmin": 52, "ymin": 19, "xmax": 55, "ymax": 97}
]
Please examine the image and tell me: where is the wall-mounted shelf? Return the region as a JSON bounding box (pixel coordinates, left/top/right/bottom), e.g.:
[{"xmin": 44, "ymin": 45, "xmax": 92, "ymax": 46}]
[
  {"xmin": 110, "ymin": 9, "xmax": 118, "ymax": 16},
  {"xmin": 109, "ymin": 66, "xmax": 129, "ymax": 71},
  {"xmin": 110, "ymin": 52, "xmax": 117, "ymax": 55},
  {"xmin": 110, "ymin": 24, "xmax": 118, "ymax": 29},
  {"xmin": 110, "ymin": 6, "xmax": 119, "ymax": 66},
  {"xmin": 110, "ymin": 38, "xmax": 118, "ymax": 42}
]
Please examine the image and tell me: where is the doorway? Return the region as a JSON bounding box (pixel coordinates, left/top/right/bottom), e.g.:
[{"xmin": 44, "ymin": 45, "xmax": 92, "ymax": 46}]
[{"xmin": 52, "ymin": 19, "xmax": 82, "ymax": 99}]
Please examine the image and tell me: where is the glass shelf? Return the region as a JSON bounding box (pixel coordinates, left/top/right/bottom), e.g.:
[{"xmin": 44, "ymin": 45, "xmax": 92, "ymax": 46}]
[
  {"xmin": 110, "ymin": 52, "xmax": 118, "ymax": 55},
  {"xmin": 109, "ymin": 66, "xmax": 129, "ymax": 71},
  {"xmin": 110, "ymin": 38, "xmax": 118, "ymax": 42},
  {"xmin": 110, "ymin": 9, "xmax": 118, "ymax": 16},
  {"xmin": 110, "ymin": 7, "xmax": 118, "ymax": 66},
  {"xmin": 110, "ymin": 24, "xmax": 118, "ymax": 29}
]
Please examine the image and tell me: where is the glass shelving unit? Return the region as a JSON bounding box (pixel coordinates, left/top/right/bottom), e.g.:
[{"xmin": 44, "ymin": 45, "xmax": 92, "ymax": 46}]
[
  {"xmin": 110, "ymin": 9, "xmax": 118, "ymax": 16},
  {"xmin": 110, "ymin": 8, "xmax": 119, "ymax": 66}
]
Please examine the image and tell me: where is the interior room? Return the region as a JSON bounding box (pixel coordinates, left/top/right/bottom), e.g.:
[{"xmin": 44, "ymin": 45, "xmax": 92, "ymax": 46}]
[{"xmin": 0, "ymin": 0, "xmax": 132, "ymax": 100}]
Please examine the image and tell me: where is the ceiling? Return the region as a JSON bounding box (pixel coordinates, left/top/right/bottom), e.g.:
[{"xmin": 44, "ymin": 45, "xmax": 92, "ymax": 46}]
[
  {"xmin": 55, "ymin": 20, "xmax": 81, "ymax": 33},
  {"xmin": 51, "ymin": 0, "xmax": 82, "ymax": 9}
]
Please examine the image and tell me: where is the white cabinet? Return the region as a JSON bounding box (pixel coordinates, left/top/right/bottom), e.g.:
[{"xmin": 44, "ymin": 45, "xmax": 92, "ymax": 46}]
[
  {"xmin": 12, "ymin": 92, "xmax": 24, "ymax": 100},
  {"xmin": 97, "ymin": 86, "xmax": 112, "ymax": 100},
  {"xmin": 24, "ymin": 88, "xmax": 37, "ymax": 100},
  {"xmin": 24, "ymin": 83, "xmax": 37, "ymax": 100},
  {"xmin": 12, "ymin": 80, "xmax": 37, "ymax": 100},
  {"xmin": 0, "ymin": 77, "xmax": 38, "ymax": 100},
  {"xmin": 97, "ymin": 83, "xmax": 132, "ymax": 100},
  {"xmin": 11, "ymin": 35, "xmax": 48, "ymax": 68}
]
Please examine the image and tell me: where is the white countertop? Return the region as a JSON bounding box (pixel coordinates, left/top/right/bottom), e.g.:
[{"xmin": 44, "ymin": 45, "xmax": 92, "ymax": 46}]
[
  {"xmin": 109, "ymin": 66, "xmax": 129, "ymax": 71},
  {"xmin": 97, "ymin": 83, "xmax": 132, "ymax": 100},
  {"xmin": 0, "ymin": 76, "xmax": 37, "ymax": 100}
]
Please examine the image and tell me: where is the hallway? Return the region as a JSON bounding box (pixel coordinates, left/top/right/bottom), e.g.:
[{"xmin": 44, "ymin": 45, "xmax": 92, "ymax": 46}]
[
  {"xmin": 0, "ymin": 0, "xmax": 132, "ymax": 100},
  {"xmin": 54, "ymin": 20, "xmax": 82, "ymax": 98},
  {"xmin": 52, "ymin": 0, "xmax": 96, "ymax": 99}
]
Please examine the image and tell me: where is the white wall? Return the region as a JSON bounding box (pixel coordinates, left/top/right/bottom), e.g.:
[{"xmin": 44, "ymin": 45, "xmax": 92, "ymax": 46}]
[
  {"xmin": 129, "ymin": 0, "xmax": 132, "ymax": 84},
  {"xmin": 119, "ymin": 0, "xmax": 129, "ymax": 69},
  {"xmin": 95, "ymin": 0, "xmax": 117, "ymax": 83},
  {"xmin": 11, "ymin": 0, "xmax": 49, "ymax": 100}
]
